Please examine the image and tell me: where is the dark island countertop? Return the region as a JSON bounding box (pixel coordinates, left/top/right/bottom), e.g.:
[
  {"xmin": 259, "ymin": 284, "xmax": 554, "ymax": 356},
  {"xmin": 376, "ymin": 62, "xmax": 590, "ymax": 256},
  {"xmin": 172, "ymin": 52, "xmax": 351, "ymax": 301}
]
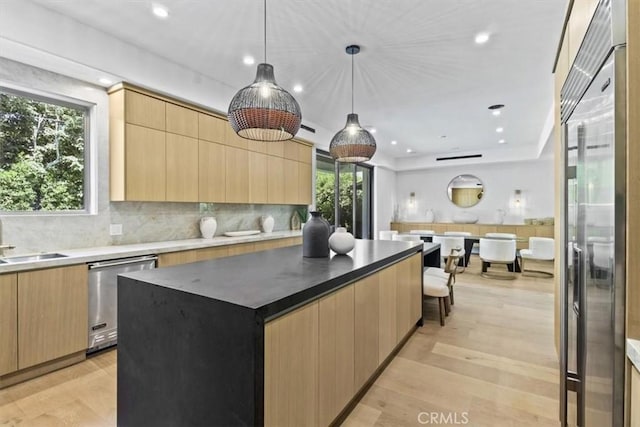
[{"xmin": 121, "ymin": 239, "xmax": 423, "ymax": 320}]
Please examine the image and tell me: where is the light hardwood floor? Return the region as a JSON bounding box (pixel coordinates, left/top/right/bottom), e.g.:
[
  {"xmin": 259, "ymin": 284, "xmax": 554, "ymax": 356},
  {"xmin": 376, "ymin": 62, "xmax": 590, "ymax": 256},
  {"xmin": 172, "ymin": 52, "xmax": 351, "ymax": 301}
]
[{"xmin": 0, "ymin": 255, "xmax": 558, "ymax": 427}]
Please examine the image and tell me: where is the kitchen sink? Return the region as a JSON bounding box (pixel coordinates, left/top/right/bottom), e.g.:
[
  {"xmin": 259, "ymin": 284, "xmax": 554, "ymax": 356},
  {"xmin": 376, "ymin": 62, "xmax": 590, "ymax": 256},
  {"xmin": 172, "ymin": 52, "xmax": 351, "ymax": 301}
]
[{"xmin": 0, "ymin": 253, "xmax": 68, "ymax": 264}]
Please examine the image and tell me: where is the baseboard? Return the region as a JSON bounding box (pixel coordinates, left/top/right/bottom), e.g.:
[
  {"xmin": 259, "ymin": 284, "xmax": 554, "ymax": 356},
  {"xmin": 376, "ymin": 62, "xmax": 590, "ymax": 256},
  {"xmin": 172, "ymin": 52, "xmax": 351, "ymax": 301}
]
[{"xmin": 0, "ymin": 351, "xmax": 86, "ymax": 389}]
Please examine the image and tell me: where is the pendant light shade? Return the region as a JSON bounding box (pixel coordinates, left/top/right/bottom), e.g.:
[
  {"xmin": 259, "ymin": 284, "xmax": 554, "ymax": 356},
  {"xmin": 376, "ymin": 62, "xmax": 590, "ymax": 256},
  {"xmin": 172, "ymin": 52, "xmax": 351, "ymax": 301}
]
[
  {"xmin": 227, "ymin": 0, "xmax": 301, "ymax": 141},
  {"xmin": 329, "ymin": 45, "xmax": 377, "ymax": 163}
]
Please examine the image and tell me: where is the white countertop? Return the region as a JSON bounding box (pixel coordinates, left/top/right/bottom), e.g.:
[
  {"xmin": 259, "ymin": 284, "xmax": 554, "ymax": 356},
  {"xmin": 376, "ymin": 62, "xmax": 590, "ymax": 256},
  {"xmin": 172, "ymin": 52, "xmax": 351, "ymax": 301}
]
[
  {"xmin": 628, "ymin": 339, "xmax": 640, "ymax": 371},
  {"xmin": 0, "ymin": 230, "xmax": 302, "ymax": 273}
]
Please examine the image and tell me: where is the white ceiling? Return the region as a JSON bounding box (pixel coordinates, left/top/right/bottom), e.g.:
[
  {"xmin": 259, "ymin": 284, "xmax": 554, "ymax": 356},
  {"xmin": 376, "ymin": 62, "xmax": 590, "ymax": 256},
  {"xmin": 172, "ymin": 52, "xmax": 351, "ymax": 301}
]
[{"xmin": 20, "ymin": 0, "xmax": 565, "ymax": 162}]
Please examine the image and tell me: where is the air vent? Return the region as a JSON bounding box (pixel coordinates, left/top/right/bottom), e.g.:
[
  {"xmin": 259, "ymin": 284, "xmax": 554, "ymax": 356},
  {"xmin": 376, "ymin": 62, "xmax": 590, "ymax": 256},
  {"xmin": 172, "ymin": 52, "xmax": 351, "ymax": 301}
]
[
  {"xmin": 300, "ymin": 123, "xmax": 316, "ymax": 133},
  {"xmin": 436, "ymin": 154, "xmax": 483, "ymax": 161}
]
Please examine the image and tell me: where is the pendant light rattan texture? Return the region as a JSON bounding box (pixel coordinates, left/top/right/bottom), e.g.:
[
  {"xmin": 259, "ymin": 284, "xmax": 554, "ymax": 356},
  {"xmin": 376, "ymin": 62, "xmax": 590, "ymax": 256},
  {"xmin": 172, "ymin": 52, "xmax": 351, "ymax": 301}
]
[{"xmin": 329, "ymin": 45, "xmax": 376, "ymax": 162}]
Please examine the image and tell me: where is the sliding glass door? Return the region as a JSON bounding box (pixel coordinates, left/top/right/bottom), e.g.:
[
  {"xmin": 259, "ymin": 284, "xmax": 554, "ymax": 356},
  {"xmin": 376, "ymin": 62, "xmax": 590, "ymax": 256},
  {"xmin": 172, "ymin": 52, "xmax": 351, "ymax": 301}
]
[{"xmin": 315, "ymin": 151, "xmax": 373, "ymax": 239}]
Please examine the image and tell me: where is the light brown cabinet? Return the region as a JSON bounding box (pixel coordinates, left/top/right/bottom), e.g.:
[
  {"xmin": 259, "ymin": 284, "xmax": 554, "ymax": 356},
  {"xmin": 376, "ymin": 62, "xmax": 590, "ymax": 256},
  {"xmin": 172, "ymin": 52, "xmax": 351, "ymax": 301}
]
[
  {"xmin": 198, "ymin": 140, "xmax": 226, "ymax": 202},
  {"xmin": 354, "ymin": 274, "xmax": 380, "ymax": 390},
  {"xmin": 318, "ymin": 284, "xmax": 355, "ymax": 427},
  {"xmin": 631, "ymin": 365, "xmax": 640, "ymax": 427},
  {"xmin": 166, "ymin": 133, "xmax": 198, "ymax": 202},
  {"xmin": 264, "ymin": 302, "xmax": 319, "ymax": 427},
  {"xmin": 378, "ymin": 264, "xmax": 397, "ymax": 361},
  {"xmin": 17, "ymin": 265, "xmax": 88, "ymax": 369},
  {"xmin": 110, "ymin": 84, "xmax": 313, "ymax": 204},
  {"xmin": 0, "ymin": 274, "xmax": 17, "ymax": 376}
]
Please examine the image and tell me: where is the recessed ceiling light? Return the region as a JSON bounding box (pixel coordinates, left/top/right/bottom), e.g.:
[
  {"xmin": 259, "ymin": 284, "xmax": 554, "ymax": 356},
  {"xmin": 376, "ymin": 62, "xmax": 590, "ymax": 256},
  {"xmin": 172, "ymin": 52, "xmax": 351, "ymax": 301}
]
[
  {"xmin": 492, "ymin": 110, "xmax": 501, "ymax": 116},
  {"xmin": 496, "ymin": 127, "xmax": 504, "ymax": 133},
  {"xmin": 293, "ymin": 84, "xmax": 303, "ymax": 93},
  {"xmin": 406, "ymin": 148, "xmax": 413, "ymax": 153},
  {"xmin": 152, "ymin": 4, "xmax": 169, "ymax": 19},
  {"xmin": 499, "ymin": 139, "xmax": 506, "ymax": 144},
  {"xmin": 475, "ymin": 32, "xmax": 490, "ymax": 44},
  {"xmin": 243, "ymin": 56, "xmax": 255, "ymax": 66},
  {"xmin": 391, "ymin": 140, "xmax": 397, "ymax": 145},
  {"xmin": 98, "ymin": 77, "xmax": 112, "ymax": 85}
]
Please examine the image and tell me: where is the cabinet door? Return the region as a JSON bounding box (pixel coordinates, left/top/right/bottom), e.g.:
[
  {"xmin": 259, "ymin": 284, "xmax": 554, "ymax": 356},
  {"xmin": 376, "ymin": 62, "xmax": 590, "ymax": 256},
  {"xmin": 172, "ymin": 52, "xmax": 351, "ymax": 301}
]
[
  {"xmin": 267, "ymin": 156, "xmax": 285, "ymax": 204},
  {"xmin": 195, "ymin": 247, "xmax": 229, "ymax": 261},
  {"xmin": 0, "ymin": 273, "xmax": 17, "ymax": 376},
  {"xmin": 227, "ymin": 243, "xmax": 255, "ymax": 256},
  {"xmin": 158, "ymin": 250, "xmax": 199, "ymax": 267},
  {"xmin": 631, "ymin": 366, "xmax": 640, "ymax": 427},
  {"xmin": 198, "ymin": 140, "xmax": 226, "ymax": 202},
  {"xmin": 265, "ymin": 302, "xmax": 319, "ymax": 427},
  {"xmin": 408, "ymin": 253, "xmax": 423, "ymax": 326},
  {"xmin": 283, "ymin": 141, "xmax": 299, "ymax": 160},
  {"xmin": 318, "ymin": 285, "xmax": 355, "ymax": 426},
  {"xmin": 249, "ymin": 152, "xmax": 268, "ymax": 204},
  {"xmin": 125, "ymin": 124, "xmax": 166, "ymax": 201},
  {"xmin": 298, "ymin": 143, "xmax": 312, "ymax": 164},
  {"xmin": 18, "ymin": 265, "xmax": 88, "ymax": 369},
  {"xmin": 283, "ymin": 159, "xmax": 299, "ymax": 205},
  {"xmin": 247, "ymin": 139, "xmax": 267, "ymax": 153},
  {"xmin": 166, "ymin": 103, "xmax": 197, "ymax": 138},
  {"xmin": 266, "ymin": 140, "xmax": 284, "ymax": 158},
  {"xmin": 198, "ymin": 113, "xmax": 226, "ymax": 144},
  {"xmin": 166, "ymin": 133, "xmax": 198, "ymax": 202},
  {"xmin": 224, "ymin": 125, "xmax": 248, "ymax": 150},
  {"xmin": 378, "ymin": 265, "xmax": 397, "ymax": 362},
  {"xmin": 354, "ymin": 274, "xmax": 379, "ymax": 390},
  {"xmin": 396, "ymin": 258, "xmax": 412, "ymax": 342},
  {"xmin": 125, "ymin": 90, "xmax": 165, "ymax": 130},
  {"xmin": 298, "ymin": 162, "xmax": 312, "ymax": 205},
  {"xmin": 225, "ymin": 146, "xmax": 249, "ymax": 203}
]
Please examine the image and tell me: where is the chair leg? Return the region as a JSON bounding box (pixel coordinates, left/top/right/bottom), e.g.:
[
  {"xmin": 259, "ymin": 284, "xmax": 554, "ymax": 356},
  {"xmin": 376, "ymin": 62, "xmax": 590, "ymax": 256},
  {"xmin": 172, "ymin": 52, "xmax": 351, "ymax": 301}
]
[
  {"xmin": 450, "ymin": 286, "xmax": 455, "ymax": 305},
  {"xmin": 438, "ymin": 297, "xmax": 445, "ymax": 326},
  {"xmin": 444, "ymin": 296, "xmax": 451, "ymax": 315}
]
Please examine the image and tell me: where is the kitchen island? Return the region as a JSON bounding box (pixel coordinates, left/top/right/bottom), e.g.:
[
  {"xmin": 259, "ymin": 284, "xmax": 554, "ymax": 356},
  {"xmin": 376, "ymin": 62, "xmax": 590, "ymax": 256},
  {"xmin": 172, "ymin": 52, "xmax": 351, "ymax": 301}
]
[{"xmin": 117, "ymin": 239, "xmax": 424, "ymax": 427}]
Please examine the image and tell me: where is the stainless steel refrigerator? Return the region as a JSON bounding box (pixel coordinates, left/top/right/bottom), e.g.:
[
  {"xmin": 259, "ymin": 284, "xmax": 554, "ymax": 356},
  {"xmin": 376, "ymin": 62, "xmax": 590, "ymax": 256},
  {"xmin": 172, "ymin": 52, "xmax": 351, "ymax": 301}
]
[{"xmin": 560, "ymin": 0, "xmax": 626, "ymax": 425}]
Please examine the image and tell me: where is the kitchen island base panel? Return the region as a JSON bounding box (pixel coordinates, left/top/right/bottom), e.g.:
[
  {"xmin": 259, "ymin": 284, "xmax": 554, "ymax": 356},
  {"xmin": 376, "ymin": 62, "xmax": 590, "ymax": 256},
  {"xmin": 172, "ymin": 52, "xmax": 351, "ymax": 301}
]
[{"xmin": 0, "ymin": 351, "xmax": 85, "ymax": 389}]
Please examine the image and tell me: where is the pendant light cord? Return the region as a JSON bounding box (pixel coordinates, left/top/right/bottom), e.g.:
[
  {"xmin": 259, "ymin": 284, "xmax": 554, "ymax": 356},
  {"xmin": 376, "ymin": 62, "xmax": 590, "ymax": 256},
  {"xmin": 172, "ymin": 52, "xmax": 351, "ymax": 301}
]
[
  {"xmin": 351, "ymin": 51, "xmax": 354, "ymax": 113},
  {"xmin": 264, "ymin": 0, "xmax": 267, "ymax": 63}
]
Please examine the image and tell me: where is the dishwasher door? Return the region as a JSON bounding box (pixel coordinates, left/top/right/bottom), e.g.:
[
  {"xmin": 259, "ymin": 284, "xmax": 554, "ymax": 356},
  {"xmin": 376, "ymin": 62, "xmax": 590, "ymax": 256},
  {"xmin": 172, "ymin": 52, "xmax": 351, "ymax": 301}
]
[{"xmin": 87, "ymin": 255, "xmax": 157, "ymax": 353}]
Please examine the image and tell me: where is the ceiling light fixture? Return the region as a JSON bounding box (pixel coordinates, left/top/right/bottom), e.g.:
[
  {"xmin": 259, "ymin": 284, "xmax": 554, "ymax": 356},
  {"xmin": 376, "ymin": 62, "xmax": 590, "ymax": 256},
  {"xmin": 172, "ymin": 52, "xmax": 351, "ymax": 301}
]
[
  {"xmin": 227, "ymin": 0, "xmax": 301, "ymax": 141},
  {"xmin": 406, "ymin": 148, "xmax": 413, "ymax": 153},
  {"xmin": 152, "ymin": 4, "xmax": 169, "ymax": 19},
  {"xmin": 496, "ymin": 127, "xmax": 504, "ymax": 133},
  {"xmin": 391, "ymin": 140, "xmax": 397, "ymax": 145},
  {"xmin": 243, "ymin": 56, "xmax": 255, "ymax": 66},
  {"xmin": 293, "ymin": 84, "xmax": 303, "ymax": 93},
  {"xmin": 329, "ymin": 45, "xmax": 377, "ymax": 163},
  {"xmin": 499, "ymin": 139, "xmax": 506, "ymax": 144},
  {"xmin": 492, "ymin": 110, "xmax": 501, "ymax": 116},
  {"xmin": 475, "ymin": 32, "xmax": 490, "ymax": 44}
]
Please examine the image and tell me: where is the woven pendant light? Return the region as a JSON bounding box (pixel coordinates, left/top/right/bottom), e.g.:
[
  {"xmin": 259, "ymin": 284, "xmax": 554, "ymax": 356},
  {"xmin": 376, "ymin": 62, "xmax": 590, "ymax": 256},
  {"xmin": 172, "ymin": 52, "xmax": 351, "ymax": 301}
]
[
  {"xmin": 227, "ymin": 0, "xmax": 301, "ymax": 141},
  {"xmin": 329, "ymin": 45, "xmax": 377, "ymax": 163}
]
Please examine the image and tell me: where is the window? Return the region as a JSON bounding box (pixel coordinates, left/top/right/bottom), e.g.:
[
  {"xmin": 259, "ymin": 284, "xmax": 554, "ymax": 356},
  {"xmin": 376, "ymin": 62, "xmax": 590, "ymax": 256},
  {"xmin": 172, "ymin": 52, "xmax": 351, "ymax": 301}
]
[{"xmin": 0, "ymin": 88, "xmax": 90, "ymax": 212}]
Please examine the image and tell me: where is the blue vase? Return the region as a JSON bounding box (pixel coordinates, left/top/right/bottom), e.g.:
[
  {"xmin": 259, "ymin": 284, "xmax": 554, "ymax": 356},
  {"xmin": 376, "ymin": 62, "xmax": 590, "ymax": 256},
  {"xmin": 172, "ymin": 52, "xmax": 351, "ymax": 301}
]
[{"xmin": 303, "ymin": 211, "xmax": 330, "ymax": 257}]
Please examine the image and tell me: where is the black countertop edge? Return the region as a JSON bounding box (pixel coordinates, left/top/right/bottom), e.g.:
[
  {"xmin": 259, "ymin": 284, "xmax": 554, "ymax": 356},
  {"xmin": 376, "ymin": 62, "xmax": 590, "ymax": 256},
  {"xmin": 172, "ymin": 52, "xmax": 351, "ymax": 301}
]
[{"xmin": 258, "ymin": 244, "xmax": 422, "ymax": 322}]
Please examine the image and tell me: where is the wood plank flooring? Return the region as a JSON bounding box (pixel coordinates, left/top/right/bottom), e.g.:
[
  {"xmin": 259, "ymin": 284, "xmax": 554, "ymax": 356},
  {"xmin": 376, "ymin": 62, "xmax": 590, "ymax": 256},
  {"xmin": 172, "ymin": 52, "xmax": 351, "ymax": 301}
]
[{"xmin": 0, "ymin": 255, "xmax": 558, "ymax": 427}]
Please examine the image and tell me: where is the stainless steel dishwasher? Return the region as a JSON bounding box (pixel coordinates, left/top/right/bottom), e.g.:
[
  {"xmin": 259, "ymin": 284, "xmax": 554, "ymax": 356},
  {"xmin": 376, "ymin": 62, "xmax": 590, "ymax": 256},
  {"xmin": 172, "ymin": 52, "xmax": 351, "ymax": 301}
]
[{"xmin": 87, "ymin": 255, "xmax": 157, "ymax": 353}]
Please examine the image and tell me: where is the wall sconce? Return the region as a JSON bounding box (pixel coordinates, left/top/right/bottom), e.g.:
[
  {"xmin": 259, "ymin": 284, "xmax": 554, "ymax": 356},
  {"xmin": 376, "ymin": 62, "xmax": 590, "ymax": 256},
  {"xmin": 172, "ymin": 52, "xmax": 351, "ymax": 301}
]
[
  {"xmin": 409, "ymin": 192, "xmax": 416, "ymax": 207},
  {"xmin": 514, "ymin": 189, "xmax": 522, "ymax": 207}
]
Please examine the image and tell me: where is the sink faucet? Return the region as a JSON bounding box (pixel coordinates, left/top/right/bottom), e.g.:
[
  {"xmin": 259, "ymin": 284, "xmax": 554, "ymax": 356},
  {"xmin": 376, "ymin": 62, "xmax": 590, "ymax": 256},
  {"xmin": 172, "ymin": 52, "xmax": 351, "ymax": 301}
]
[{"xmin": 0, "ymin": 219, "xmax": 14, "ymax": 257}]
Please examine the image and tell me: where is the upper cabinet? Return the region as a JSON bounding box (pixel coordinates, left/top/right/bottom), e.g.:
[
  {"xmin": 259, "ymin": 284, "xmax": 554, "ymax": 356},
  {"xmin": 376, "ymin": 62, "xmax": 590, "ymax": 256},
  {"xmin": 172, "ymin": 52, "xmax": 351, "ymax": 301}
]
[{"xmin": 109, "ymin": 84, "xmax": 313, "ymax": 205}]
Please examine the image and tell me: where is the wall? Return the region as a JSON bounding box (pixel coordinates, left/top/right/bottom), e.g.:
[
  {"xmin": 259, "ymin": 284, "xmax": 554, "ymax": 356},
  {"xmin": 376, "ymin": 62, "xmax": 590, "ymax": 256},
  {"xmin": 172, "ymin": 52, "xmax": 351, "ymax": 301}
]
[
  {"xmin": 373, "ymin": 166, "xmax": 397, "ymax": 238},
  {"xmin": 395, "ymin": 158, "xmax": 554, "ymax": 225},
  {"xmin": 0, "ymin": 58, "xmax": 297, "ymax": 255}
]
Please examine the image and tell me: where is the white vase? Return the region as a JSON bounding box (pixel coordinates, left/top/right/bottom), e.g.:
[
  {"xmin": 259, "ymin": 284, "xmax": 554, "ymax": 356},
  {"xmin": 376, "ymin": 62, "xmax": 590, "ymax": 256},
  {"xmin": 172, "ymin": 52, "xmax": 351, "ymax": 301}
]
[
  {"xmin": 261, "ymin": 215, "xmax": 275, "ymax": 233},
  {"xmin": 329, "ymin": 227, "xmax": 355, "ymax": 255},
  {"xmin": 199, "ymin": 216, "xmax": 217, "ymax": 239},
  {"xmin": 425, "ymin": 209, "xmax": 435, "ymax": 223}
]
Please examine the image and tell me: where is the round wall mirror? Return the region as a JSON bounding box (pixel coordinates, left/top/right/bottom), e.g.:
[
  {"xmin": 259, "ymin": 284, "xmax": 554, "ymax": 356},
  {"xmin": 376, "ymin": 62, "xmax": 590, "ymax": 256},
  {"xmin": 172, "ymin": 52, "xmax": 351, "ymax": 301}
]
[{"xmin": 447, "ymin": 174, "xmax": 484, "ymax": 208}]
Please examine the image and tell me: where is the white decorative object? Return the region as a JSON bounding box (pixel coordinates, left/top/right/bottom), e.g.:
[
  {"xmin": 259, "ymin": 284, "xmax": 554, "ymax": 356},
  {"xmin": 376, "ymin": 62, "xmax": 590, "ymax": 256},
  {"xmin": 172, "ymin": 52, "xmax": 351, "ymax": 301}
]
[
  {"xmin": 425, "ymin": 209, "xmax": 435, "ymax": 223},
  {"xmin": 494, "ymin": 209, "xmax": 505, "ymax": 225},
  {"xmin": 199, "ymin": 217, "xmax": 217, "ymax": 239},
  {"xmin": 224, "ymin": 230, "xmax": 261, "ymax": 237},
  {"xmin": 452, "ymin": 212, "xmax": 479, "ymax": 224},
  {"xmin": 329, "ymin": 227, "xmax": 355, "ymax": 255},
  {"xmin": 261, "ymin": 215, "xmax": 275, "ymax": 233}
]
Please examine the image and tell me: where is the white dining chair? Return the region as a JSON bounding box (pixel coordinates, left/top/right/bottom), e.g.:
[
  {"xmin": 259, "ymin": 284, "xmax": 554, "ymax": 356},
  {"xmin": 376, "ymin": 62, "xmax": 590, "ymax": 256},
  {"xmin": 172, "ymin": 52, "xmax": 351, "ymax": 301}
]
[
  {"xmin": 485, "ymin": 232, "xmax": 517, "ymax": 239},
  {"xmin": 379, "ymin": 230, "xmax": 398, "ymax": 240},
  {"xmin": 392, "ymin": 234, "xmax": 422, "ymax": 242},
  {"xmin": 444, "ymin": 231, "xmax": 472, "ymax": 236},
  {"xmin": 432, "ymin": 235, "xmax": 466, "ymax": 272},
  {"xmin": 479, "ymin": 238, "xmax": 517, "ymax": 280},
  {"xmin": 519, "ymin": 237, "xmax": 555, "ymax": 277},
  {"xmin": 409, "ymin": 229, "xmax": 435, "ymax": 235}
]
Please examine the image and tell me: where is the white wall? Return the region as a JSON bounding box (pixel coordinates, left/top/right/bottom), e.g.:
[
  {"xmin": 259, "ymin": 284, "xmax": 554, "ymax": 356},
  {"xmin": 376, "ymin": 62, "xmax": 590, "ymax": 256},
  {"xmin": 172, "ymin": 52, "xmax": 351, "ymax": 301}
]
[
  {"xmin": 395, "ymin": 158, "xmax": 554, "ymax": 224},
  {"xmin": 373, "ymin": 166, "xmax": 397, "ymax": 237}
]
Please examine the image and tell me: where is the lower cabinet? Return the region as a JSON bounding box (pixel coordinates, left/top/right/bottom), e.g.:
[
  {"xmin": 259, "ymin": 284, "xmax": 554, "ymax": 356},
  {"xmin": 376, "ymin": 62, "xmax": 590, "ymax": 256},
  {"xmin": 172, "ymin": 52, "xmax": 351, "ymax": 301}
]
[
  {"xmin": 264, "ymin": 252, "xmax": 422, "ymax": 426},
  {"xmin": 632, "ymin": 364, "xmax": 640, "ymax": 427},
  {"xmin": 0, "ymin": 274, "xmax": 17, "ymax": 376},
  {"xmin": 17, "ymin": 265, "xmax": 88, "ymax": 369}
]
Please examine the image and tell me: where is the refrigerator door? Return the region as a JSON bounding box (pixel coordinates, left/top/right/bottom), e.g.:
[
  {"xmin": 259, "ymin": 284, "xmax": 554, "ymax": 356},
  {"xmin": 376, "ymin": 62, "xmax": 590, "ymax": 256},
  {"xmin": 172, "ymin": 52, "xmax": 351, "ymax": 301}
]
[{"xmin": 562, "ymin": 49, "xmax": 625, "ymax": 427}]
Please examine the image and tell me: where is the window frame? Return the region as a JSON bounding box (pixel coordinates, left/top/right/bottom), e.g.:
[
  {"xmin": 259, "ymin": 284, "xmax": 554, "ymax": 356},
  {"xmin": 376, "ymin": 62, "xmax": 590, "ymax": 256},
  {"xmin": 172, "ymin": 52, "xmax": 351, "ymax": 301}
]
[{"xmin": 0, "ymin": 83, "xmax": 96, "ymax": 216}]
